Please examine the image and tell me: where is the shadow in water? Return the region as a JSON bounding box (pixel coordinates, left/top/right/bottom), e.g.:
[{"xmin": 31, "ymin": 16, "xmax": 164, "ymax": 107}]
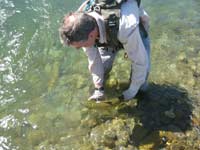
[
  {"xmin": 117, "ymin": 83, "xmax": 194, "ymax": 148},
  {"xmin": 81, "ymin": 82, "xmax": 194, "ymax": 149},
  {"xmin": 118, "ymin": 83, "xmax": 193, "ymax": 132},
  {"xmin": 87, "ymin": 82, "xmax": 193, "ymax": 132},
  {"xmin": 136, "ymin": 83, "xmax": 193, "ymax": 131}
]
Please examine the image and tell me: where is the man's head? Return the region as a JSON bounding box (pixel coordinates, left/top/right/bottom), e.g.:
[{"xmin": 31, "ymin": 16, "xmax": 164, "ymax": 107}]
[{"xmin": 59, "ymin": 12, "xmax": 98, "ymax": 49}]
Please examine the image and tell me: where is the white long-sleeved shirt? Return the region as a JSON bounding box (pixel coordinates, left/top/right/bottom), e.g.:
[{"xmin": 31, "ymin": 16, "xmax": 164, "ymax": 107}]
[{"xmin": 83, "ymin": 0, "xmax": 149, "ymax": 99}]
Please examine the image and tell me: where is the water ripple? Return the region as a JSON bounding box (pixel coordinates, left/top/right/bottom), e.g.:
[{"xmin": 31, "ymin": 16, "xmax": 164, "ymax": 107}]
[
  {"xmin": 7, "ymin": 31, "xmax": 24, "ymax": 56},
  {"xmin": 0, "ymin": 115, "xmax": 19, "ymax": 129},
  {"xmin": 18, "ymin": 108, "xmax": 29, "ymax": 114},
  {"xmin": 0, "ymin": 136, "xmax": 10, "ymax": 150},
  {"xmin": 0, "ymin": 0, "xmax": 16, "ymax": 26},
  {"xmin": 0, "ymin": 136, "xmax": 18, "ymax": 150},
  {"xmin": 0, "ymin": 98, "xmax": 16, "ymax": 106}
]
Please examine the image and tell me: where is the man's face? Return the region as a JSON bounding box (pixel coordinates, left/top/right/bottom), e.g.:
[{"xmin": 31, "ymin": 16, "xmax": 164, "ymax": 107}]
[
  {"xmin": 62, "ymin": 14, "xmax": 98, "ymax": 49},
  {"xmin": 70, "ymin": 38, "xmax": 95, "ymax": 49}
]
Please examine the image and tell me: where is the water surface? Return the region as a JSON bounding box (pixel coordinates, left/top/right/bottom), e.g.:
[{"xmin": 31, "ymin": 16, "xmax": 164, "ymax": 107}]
[{"xmin": 0, "ymin": 0, "xmax": 200, "ymax": 149}]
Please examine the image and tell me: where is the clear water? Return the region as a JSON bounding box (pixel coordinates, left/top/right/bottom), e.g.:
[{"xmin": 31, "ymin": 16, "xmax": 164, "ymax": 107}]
[{"xmin": 0, "ymin": 0, "xmax": 200, "ymax": 149}]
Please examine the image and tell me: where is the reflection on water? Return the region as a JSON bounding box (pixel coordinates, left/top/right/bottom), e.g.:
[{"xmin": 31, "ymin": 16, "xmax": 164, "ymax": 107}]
[{"xmin": 0, "ymin": 0, "xmax": 200, "ymax": 149}]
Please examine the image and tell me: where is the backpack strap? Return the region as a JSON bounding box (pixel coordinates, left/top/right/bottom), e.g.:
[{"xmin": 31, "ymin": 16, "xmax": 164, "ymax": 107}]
[
  {"xmin": 85, "ymin": 0, "xmax": 142, "ymax": 49},
  {"xmin": 136, "ymin": 0, "xmax": 141, "ymax": 7}
]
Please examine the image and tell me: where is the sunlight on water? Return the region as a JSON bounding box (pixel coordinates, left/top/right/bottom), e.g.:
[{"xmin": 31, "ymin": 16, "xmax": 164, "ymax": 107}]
[
  {"xmin": 0, "ymin": 0, "xmax": 200, "ymax": 149},
  {"xmin": 0, "ymin": 136, "xmax": 12, "ymax": 150},
  {"xmin": 0, "ymin": 0, "xmax": 15, "ymax": 26},
  {"xmin": 0, "ymin": 115, "xmax": 18, "ymax": 129},
  {"xmin": 0, "ymin": 96, "xmax": 15, "ymax": 106}
]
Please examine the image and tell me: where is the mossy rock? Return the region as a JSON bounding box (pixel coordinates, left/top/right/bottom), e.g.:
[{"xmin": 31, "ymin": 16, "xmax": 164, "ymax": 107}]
[
  {"xmin": 89, "ymin": 118, "xmax": 136, "ymax": 149},
  {"xmin": 28, "ymin": 130, "xmax": 46, "ymax": 146}
]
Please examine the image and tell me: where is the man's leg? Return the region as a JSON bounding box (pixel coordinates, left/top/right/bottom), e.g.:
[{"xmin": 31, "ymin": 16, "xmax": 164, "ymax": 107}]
[
  {"xmin": 139, "ymin": 26, "xmax": 151, "ymax": 91},
  {"xmin": 98, "ymin": 47, "xmax": 117, "ymax": 76}
]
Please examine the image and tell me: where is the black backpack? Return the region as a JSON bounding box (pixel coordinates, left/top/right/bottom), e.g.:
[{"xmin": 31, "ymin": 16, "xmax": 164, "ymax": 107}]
[
  {"xmin": 87, "ymin": 0, "xmax": 142, "ymax": 49},
  {"xmin": 94, "ymin": 0, "xmax": 141, "ymax": 8}
]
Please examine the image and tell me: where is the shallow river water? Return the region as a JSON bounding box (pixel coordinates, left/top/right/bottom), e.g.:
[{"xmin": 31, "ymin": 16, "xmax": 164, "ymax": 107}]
[{"xmin": 0, "ymin": 0, "xmax": 200, "ymax": 149}]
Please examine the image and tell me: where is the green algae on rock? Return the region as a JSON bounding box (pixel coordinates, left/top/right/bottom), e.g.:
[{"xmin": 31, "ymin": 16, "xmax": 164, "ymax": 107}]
[{"xmin": 89, "ymin": 118, "xmax": 136, "ymax": 149}]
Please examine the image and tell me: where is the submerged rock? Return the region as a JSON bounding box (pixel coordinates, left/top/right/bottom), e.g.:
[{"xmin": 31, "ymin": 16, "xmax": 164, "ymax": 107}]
[
  {"xmin": 106, "ymin": 77, "xmax": 118, "ymax": 88},
  {"xmin": 89, "ymin": 118, "xmax": 135, "ymax": 149},
  {"xmin": 178, "ymin": 52, "xmax": 187, "ymax": 62},
  {"xmin": 164, "ymin": 108, "xmax": 176, "ymax": 119},
  {"xmin": 27, "ymin": 130, "xmax": 46, "ymax": 146}
]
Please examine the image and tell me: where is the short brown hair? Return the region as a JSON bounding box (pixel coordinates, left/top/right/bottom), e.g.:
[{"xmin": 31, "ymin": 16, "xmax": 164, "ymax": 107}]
[{"xmin": 59, "ymin": 12, "xmax": 97, "ymax": 45}]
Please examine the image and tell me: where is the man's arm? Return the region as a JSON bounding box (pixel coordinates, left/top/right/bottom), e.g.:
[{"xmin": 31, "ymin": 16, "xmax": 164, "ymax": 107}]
[
  {"xmin": 139, "ymin": 5, "xmax": 150, "ymax": 33},
  {"xmin": 83, "ymin": 46, "xmax": 104, "ymax": 89}
]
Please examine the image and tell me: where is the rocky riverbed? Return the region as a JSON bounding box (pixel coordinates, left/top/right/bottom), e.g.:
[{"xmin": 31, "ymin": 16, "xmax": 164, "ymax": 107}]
[
  {"xmin": 31, "ymin": 48, "xmax": 200, "ymax": 150},
  {"xmin": 1, "ymin": 0, "xmax": 200, "ymax": 149}
]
